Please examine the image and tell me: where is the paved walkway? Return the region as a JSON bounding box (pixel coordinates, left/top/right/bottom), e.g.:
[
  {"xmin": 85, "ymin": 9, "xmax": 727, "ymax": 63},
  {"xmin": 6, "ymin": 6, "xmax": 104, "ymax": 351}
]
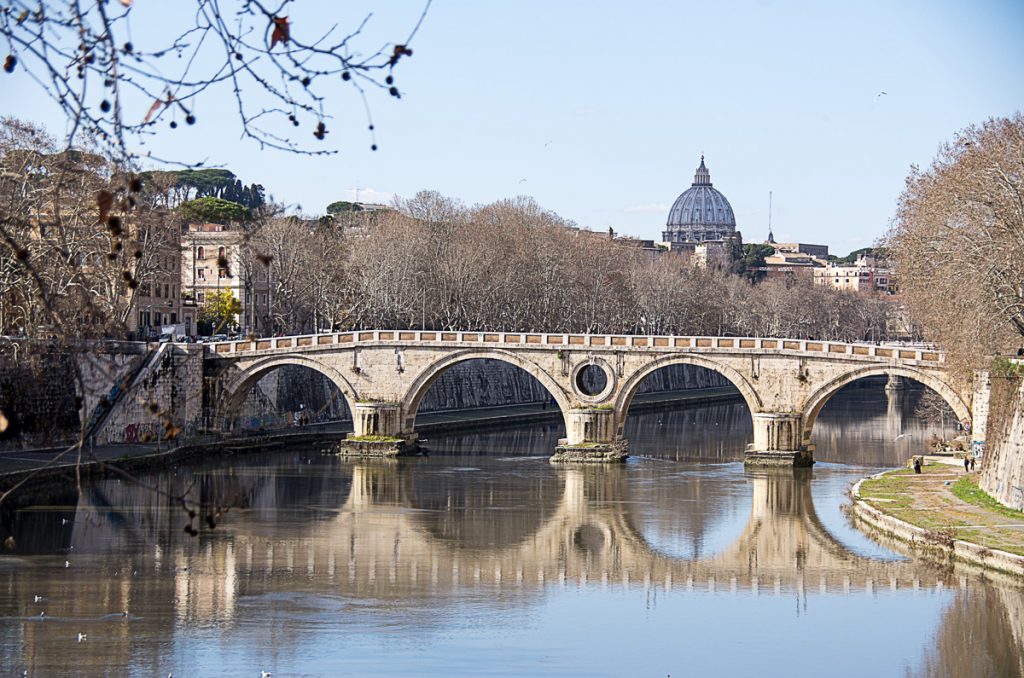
[{"xmin": 857, "ymin": 462, "xmax": 1024, "ymax": 558}]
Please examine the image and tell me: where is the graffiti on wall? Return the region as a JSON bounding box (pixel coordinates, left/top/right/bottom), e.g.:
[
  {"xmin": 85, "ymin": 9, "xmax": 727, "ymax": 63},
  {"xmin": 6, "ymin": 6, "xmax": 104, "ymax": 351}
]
[
  {"xmin": 122, "ymin": 422, "xmax": 158, "ymax": 443},
  {"xmin": 122, "ymin": 419, "xmax": 196, "ymax": 443}
]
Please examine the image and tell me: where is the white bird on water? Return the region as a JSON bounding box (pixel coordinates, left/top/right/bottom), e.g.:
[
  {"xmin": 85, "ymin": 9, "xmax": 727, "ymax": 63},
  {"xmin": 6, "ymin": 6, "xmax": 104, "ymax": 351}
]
[
  {"xmin": 33, "ymin": 595, "xmax": 43, "ymax": 602},
  {"xmin": 262, "ymin": 672, "xmax": 272, "ymax": 678},
  {"xmin": 77, "ymin": 632, "xmax": 87, "ymax": 642},
  {"xmin": 873, "ymin": 91, "xmax": 888, "ymax": 103},
  {"xmin": 64, "ymin": 561, "xmax": 70, "ymax": 568}
]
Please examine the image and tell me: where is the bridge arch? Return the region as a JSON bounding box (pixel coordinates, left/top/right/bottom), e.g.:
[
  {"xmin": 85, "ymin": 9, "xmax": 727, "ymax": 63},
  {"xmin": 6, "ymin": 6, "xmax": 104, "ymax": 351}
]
[
  {"xmin": 219, "ymin": 354, "xmax": 359, "ymax": 423},
  {"xmin": 400, "ymin": 349, "xmax": 572, "ymax": 432},
  {"xmin": 800, "ymin": 365, "xmax": 971, "ymax": 445},
  {"xmin": 613, "ymin": 354, "xmax": 763, "ymax": 437}
]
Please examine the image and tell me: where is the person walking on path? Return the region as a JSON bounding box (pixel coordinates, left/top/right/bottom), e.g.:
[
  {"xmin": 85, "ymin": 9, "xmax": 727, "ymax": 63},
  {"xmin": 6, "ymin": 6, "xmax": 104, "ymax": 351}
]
[
  {"xmin": 914, "ymin": 457, "xmax": 922, "ymax": 474},
  {"xmin": 964, "ymin": 457, "xmax": 970, "ymax": 472}
]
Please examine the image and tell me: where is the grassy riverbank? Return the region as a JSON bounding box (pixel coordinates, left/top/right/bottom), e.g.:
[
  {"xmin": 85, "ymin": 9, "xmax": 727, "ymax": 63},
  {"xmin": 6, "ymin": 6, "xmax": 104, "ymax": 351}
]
[{"xmin": 855, "ymin": 463, "xmax": 1024, "ymax": 561}]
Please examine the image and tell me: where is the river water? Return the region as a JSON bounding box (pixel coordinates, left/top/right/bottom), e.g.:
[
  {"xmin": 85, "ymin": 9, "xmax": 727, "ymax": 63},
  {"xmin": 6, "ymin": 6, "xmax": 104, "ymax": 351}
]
[{"xmin": 1, "ymin": 380, "xmax": 1021, "ymax": 677}]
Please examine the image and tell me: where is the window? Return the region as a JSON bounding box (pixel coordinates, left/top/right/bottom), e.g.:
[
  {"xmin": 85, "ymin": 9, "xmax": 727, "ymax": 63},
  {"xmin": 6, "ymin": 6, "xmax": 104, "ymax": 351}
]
[
  {"xmin": 197, "ymin": 246, "xmax": 205, "ymax": 260},
  {"xmin": 218, "ymin": 246, "xmax": 226, "ymax": 261},
  {"xmin": 155, "ymin": 285, "xmax": 162, "ymax": 298},
  {"xmin": 218, "ymin": 269, "xmax": 226, "ymax": 279},
  {"xmin": 198, "ymin": 268, "xmax": 205, "ymax": 280},
  {"xmin": 171, "ymin": 313, "xmax": 177, "ymax": 323},
  {"xmin": 164, "ymin": 284, "xmax": 170, "ymax": 298}
]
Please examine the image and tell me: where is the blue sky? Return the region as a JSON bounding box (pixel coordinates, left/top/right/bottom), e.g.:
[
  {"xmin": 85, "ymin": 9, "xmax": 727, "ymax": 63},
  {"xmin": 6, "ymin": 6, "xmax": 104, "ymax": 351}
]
[{"xmin": 2, "ymin": 0, "xmax": 1022, "ymax": 253}]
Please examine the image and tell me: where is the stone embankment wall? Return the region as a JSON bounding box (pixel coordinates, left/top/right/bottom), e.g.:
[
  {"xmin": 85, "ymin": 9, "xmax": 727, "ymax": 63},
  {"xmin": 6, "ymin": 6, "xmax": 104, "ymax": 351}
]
[
  {"xmin": 0, "ymin": 341, "xmax": 150, "ymax": 450},
  {"xmin": 92, "ymin": 345, "xmax": 205, "ymax": 445},
  {"xmin": 979, "ymin": 371, "xmax": 1024, "ymax": 510}
]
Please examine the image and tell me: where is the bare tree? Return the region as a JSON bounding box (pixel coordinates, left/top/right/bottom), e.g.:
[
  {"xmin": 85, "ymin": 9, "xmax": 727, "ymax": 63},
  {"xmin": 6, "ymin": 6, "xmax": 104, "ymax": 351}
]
[
  {"xmin": 1, "ymin": 1, "xmax": 431, "ymax": 162},
  {"xmin": 0, "ymin": 117, "xmax": 174, "ymax": 339},
  {"xmin": 888, "ymin": 113, "xmax": 1024, "ymax": 372}
]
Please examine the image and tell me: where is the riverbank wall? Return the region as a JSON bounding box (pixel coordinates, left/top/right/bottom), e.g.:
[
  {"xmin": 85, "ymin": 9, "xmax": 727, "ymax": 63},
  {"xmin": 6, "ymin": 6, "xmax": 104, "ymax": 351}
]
[
  {"xmin": 850, "ymin": 471, "xmax": 1024, "ymax": 577},
  {"xmin": 979, "ymin": 368, "xmax": 1024, "ymax": 510}
]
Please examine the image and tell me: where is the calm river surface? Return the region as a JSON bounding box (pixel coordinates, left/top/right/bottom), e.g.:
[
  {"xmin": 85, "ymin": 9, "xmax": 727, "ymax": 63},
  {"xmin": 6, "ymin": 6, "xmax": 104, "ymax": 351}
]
[{"xmin": 1, "ymin": 381, "xmax": 1022, "ymax": 677}]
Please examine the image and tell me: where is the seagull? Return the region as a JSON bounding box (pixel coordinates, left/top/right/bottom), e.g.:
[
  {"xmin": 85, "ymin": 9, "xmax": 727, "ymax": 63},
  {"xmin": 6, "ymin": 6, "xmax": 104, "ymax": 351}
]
[
  {"xmin": 262, "ymin": 672, "xmax": 272, "ymax": 678},
  {"xmin": 77, "ymin": 632, "xmax": 87, "ymax": 643},
  {"xmin": 518, "ymin": 178, "xmax": 527, "ymax": 184},
  {"xmin": 895, "ymin": 433, "xmax": 907, "ymax": 441},
  {"xmin": 39, "ymin": 611, "xmax": 45, "ymax": 618},
  {"xmin": 873, "ymin": 91, "xmax": 887, "ymax": 103},
  {"xmin": 543, "ymin": 140, "xmax": 553, "ymax": 147},
  {"xmin": 61, "ymin": 518, "xmax": 68, "ymax": 525},
  {"xmin": 65, "ymin": 561, "xmax": 70, "ymax": 568},
  {"xmin": 34, "ymin": 595, "xmax": 43, "ymax": 603}
]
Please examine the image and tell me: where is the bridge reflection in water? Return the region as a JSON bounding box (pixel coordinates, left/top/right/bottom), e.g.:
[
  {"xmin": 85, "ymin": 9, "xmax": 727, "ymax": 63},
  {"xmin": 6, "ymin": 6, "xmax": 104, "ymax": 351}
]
[{"xmin": 3, "ymin": 454, "xmax": 1023, "ymax": 677}]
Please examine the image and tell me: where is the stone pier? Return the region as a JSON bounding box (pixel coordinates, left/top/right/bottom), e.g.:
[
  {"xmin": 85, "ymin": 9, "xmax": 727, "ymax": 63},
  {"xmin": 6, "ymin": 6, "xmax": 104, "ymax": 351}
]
[
  {"xmin": 551, "ymin": 407, "xmax": 628, "ymax": 463},
  {"xmin": 337, "ymin": 402, "xmax": 420, "ymax": 458},
  {"xmin": 745, "ymin": 413, "xmax": 813, "ymax": 467}
]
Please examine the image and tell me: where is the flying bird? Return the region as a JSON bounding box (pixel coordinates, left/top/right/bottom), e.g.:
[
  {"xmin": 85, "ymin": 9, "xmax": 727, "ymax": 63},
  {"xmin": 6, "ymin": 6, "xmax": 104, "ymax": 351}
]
[
  {"xmin": 873, "ymin": 91, "xmax": 888, "ymax": 103},
  {"xmin": 895, "ymin": 433, "xmax": 907, "ymax": 441}
]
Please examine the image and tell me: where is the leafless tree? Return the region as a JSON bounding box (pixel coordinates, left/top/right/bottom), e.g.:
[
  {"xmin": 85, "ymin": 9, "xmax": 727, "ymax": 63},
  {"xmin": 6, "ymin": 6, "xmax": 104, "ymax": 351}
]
[
  {"xmin": 888, "ymin": 113, "xmax": 1024, "ymax": 372},
  {"xmin": 1, "ymin": 0, "xmax": 431, "ymax": 162}
]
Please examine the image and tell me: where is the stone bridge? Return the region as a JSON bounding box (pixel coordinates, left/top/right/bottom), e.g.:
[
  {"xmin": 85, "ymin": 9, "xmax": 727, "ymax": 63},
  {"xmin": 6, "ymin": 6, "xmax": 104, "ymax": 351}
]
[{"xmin": 204, "ymin": 330, "xmax": 978, "ymax": 465}]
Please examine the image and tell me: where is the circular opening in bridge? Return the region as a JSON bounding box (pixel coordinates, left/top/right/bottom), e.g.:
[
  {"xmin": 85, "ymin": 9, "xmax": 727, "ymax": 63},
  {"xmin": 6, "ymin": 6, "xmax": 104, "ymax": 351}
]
[{"xmin": 575, "ymin": 364, "xmax": 608, "ymax": 397}]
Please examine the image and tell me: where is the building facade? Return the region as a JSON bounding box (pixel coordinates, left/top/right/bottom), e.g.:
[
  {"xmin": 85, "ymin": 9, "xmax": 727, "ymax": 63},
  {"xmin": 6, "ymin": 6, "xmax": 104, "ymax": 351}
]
[
  {"xmin": 181, "ymin": 223, "xmax": 271, "ymax": 336},
  {"xmin": 813, "ymin": 255, "xmax": 893, "ymax": 294},
  {"xmin": 128, "ymin": 235, "xmax": 184, "ymax": 339}
]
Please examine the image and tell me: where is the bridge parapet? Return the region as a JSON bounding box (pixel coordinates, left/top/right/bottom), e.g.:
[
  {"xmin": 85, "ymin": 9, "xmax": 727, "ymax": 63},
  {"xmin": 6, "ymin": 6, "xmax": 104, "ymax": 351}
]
[{"xmin": 207, "ymin": 331, "xmax": 946, "ymax": 366}]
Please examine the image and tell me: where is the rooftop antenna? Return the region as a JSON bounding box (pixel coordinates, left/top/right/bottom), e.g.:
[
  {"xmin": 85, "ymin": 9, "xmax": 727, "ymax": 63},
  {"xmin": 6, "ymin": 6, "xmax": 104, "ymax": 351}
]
[{"xmin": 767, "ymin": 191, "xmax": 776, "ymax": 244}]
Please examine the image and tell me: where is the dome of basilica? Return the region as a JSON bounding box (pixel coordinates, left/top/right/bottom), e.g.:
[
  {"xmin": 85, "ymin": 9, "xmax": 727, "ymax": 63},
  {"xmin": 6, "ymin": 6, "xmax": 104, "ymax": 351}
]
[{"xmin": 662, "ymin": 157, "xmax": 737, "ymax": 243}]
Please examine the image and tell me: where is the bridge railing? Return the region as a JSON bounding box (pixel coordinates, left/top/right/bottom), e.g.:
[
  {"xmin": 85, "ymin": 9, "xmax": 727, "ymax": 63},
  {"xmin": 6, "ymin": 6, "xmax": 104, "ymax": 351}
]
[{"xmin": 206, "ymin": 331, "xmax": 944, "ymax": 364}]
